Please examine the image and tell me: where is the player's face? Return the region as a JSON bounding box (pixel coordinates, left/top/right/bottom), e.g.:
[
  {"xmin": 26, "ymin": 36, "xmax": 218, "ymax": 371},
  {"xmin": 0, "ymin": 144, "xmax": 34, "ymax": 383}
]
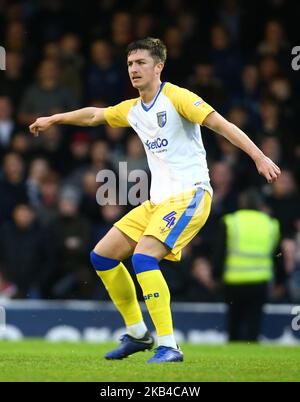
[{"xmin": 127, "ymin": 49, "xmax": 163, "ymax": 90}]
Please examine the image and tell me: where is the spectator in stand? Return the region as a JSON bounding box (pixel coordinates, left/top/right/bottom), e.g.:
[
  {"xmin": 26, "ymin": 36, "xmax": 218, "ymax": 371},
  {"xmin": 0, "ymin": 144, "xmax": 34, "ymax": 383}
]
[
  {"xmin": 0, "ymin": 203, "xmax": 54, "ymax": 298},
  {"xmin": 187, "ymin": 62, "xmax": 226, "ymax": 113},
  {"xmin": 210, "ymin": 23, "xmax": 243, "ymax": 91},
  {"xmin": 209, "ymin": 161, "xmax": 238, "ymax": 218},
  {"xmin": 219, "ymin": 106, "xmax": 263, "ymax": 189},
  {"xmin": 187, "ymin": 256, "xmax": 221, "ymax": 302},
  {"xmin": 0, "ymin": 96, "xmax": 16, "ymax": 159},
  {"xmin": 226, "ymin": 105, "xmax": 252, "ymax": 141},
  {"xmin": 293, "ymin": 146, "xmax": 300, "ymax": 189},
  {"xmin": 257, "ymin": 20, "xmax": 290, "ymax": 65},
  {"xmin": 110, "ymin": 11, "xmax": 133, "ymax": 57},
  {"xmin": 134, "ymin": 13, "xmax": 156, "ymax": 40},
  {"xmin": 49, "ymin": 186, "xmax": 93, "ymax": 299},
  {"xmin": 18, "ymin": 58, "xmax": 78, "ymax": 127},
  {"xmin": 125, "ymin": 134, "xmax": 148, "ymax": 173},
  {"xmin": 0, "ymin": 270, "xmax": 18, "ymax": 299},
  {"xmin": 26, "ymin": 157, "xmax": 50, "ymax": 207},
  {"xmin": 65, "ymin": 139, "xmax": 115, "ymax": 189},
  {"xmin": 104, "ymin": 125, "xmax": 127, "ymax": 166},
  {"xmin": 162, "ymin": 26, "xmax": 191, "ymax": 85},
  {"xmin": 86, "ymin": 40, "xmax": 126, "ymax": 104},
  {"xmin": 266, "ymin": 169, "xmax": 300, "ymax": 239},
  {"xmin": 258, "ymin": 98, "xmax": 281, "ymax": 138},
  {"xmin": 268, "ymin": 75, "xmax": 295, "ymax": 122},
  {"xmin": 112, "ymin": 134, "xmax": 149, "ymax": 189},
  {"xmin": 80, "ymin": 171, "xmax": 101, "ymax": 223},
  {"xmin": 4, "ymin": 20, "xmax": 37, "ymax": 75},
  {"xmin": 177, "ymin": 11, "xmax": 198, "ymax": 46},
  {"xmin": 58, "ymin": 33, "xmax": 84, "ymax": 100},
  {"xmin": 217, "ymin": 0, "xmax": 242, "ymax": 45},
  {"xmin": 65, "ymin": 131, "xmax": 91, "ymax": 174},
  {"xmin": 201, "ymin": 161, "xmax": 239, "ymax": 257},
  {"xmin": 287, "ymin": 217, "xmax": 300, "ymax": 303},
  {"xmin": 92, "ymin": 203, "xmax": 125, "ymax": 247},
  {"xmin": 217, "ymin": 133, "xmax": 255, "ymax": 192},
  {"xmin": 260, "ymin": 136, "xmax": 282, "ymax": 168},
  {"xmin": 258, "ymin": 56, "xmax": 280, "ymax": 89},
  {"xmin": 43, "ymin": 40, "xmax": 60, "ymax": 59},
  {"xmin": 0, "ymin": 152, "xmax": 28, "ymax": 225},
  {"xmin": 0, "ymin": 51, "xmax": 26, "ymax": 110},
  {"xmin": 35, "ymin": 172, "xmax": 60, "ymax": 227},
  {"xmin": 265, "ymin": 171, "xmax": 299, "ymax": 300},
  {"xmin": 231, "ymin": 64, "xmax": 260, "ymax": 126},
  {"xmin": 9, "ymin": 132, "xmax": 33, "ymax": 163},
  {"xmin": 33, "ymin": 125, "xmax": 67, "ymax": 174},
  {"xmin": 267, "ymin": 75, "xmax": 297, "ymax": 153}
]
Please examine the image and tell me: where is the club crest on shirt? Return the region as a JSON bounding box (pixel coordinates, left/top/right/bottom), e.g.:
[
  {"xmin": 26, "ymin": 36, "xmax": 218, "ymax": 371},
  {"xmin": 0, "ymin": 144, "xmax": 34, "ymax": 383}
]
[{"xmin": 156, "ymin": 111, "xmax": 167, "ymax": 128}]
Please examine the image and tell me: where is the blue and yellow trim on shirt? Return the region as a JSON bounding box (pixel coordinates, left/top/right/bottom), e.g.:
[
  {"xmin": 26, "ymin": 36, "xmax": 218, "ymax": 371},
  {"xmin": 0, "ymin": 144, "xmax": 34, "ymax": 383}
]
[{"xmin": 103, "ymin": 82, "xmax": 214, "ymax": 128}]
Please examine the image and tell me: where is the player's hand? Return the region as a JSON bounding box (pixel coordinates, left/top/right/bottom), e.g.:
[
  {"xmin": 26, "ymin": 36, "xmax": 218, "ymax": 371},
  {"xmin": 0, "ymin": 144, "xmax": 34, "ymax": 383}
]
[
  {"xmin": 29, "ymin": 116, "xmax": 55, "ymax": 136},
  {"xmin": 254, "ymin": 154, "xmax": 281, "ymax": 183}
]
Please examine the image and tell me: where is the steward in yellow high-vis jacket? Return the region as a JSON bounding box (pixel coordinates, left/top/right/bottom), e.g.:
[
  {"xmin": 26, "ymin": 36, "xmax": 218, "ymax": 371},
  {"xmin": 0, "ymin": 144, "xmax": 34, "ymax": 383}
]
[{"xmin": 214, "ymin": 189, "xmax": 281, "ymax": 341}]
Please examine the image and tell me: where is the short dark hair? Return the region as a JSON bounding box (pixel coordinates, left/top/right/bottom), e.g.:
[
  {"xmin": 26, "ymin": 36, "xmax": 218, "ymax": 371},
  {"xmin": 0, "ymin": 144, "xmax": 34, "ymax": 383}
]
[{"xmin": 126, "ymin": 37, "xmax": 167, "ymax": 63}]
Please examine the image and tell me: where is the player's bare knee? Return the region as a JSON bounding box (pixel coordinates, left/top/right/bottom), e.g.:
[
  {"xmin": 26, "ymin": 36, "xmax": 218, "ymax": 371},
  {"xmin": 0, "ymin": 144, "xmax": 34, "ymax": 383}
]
[
  {"xmin": 93, "ymin": 239, "xmax": 124, "ymax": 260},
  {"xmin": 93, "ymin": 227, "xmax": 136, "ymax": 260},
  {"xmin": 134, "ymin": 235, "xmax": 169, "ymax": 261}
]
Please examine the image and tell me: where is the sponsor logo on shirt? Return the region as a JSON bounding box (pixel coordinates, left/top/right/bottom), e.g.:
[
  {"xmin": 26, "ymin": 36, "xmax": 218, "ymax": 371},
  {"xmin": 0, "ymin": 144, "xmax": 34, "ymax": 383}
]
[
  {"xmin": 145, "ymin": 137, "xmax": 169, "ymax": 150},
  {"xmin": 193, "ymin": 99, "xmax": 204, "ymax": 107}
]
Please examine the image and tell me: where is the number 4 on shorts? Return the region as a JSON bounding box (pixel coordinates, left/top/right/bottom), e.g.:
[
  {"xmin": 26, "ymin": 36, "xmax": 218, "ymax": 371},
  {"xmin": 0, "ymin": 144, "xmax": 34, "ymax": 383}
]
[{"xmin": 163, "ymin": 211, "xmax": 177, "ymax": 228}]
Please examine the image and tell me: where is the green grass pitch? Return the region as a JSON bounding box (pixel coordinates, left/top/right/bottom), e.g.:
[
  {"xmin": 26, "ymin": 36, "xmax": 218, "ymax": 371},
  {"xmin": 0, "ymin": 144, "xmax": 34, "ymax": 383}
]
[{"xmin": 0, "ymin": 340, "xmax": 299, "ymax": 382}]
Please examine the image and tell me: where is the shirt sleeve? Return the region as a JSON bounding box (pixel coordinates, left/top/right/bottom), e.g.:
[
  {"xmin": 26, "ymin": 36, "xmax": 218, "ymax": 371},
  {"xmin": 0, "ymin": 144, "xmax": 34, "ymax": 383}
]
[
  {"xmin": 104, "ymin": 98, "xmax": 138, "ymax": 128},
  {"xmin": 162, "ymin": 82, "xmax": 215, "ymax": 125}
]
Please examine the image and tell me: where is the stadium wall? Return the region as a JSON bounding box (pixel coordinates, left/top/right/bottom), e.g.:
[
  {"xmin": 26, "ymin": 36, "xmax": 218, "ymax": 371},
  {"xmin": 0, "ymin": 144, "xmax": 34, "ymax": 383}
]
[{"xmin": 0, "ymin": 301, "xmax": 299, "ymax": 344}]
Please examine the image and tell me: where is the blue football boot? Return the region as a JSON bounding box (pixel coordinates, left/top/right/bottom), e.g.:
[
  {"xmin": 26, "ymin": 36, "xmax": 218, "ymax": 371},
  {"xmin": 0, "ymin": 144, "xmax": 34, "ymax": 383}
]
[
  {"xmin": 105, "ymin": 331, "xmax": 154, "ymax": 360},
  {"xmin": 147, "ymin": 345, "xmax": 184, "ymax": 363}
]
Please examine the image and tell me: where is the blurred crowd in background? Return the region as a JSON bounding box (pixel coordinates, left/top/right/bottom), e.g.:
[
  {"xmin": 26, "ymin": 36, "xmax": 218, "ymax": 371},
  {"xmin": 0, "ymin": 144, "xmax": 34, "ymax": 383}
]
[{"xmin": 0, "ymin": 0, "xmax": 300, "ymax": 302}]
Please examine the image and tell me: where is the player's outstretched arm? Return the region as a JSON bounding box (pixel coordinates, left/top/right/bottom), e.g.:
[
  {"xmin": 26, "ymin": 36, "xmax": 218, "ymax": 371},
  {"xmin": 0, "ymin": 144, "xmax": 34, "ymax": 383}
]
[
  {"xmin": 203, "ymin": 111, "xmax": 281, "ymax": 183},
  {"xmin": 29, "ymin": 107, "xmax": 106, "ymax": 136}
]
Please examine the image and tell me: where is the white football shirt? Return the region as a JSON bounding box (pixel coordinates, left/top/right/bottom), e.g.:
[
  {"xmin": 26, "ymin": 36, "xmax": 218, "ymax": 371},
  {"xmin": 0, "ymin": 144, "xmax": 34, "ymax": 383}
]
[{"xmin": 104, "ymin": 82, "xmax": 214, "ymax": 204}]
